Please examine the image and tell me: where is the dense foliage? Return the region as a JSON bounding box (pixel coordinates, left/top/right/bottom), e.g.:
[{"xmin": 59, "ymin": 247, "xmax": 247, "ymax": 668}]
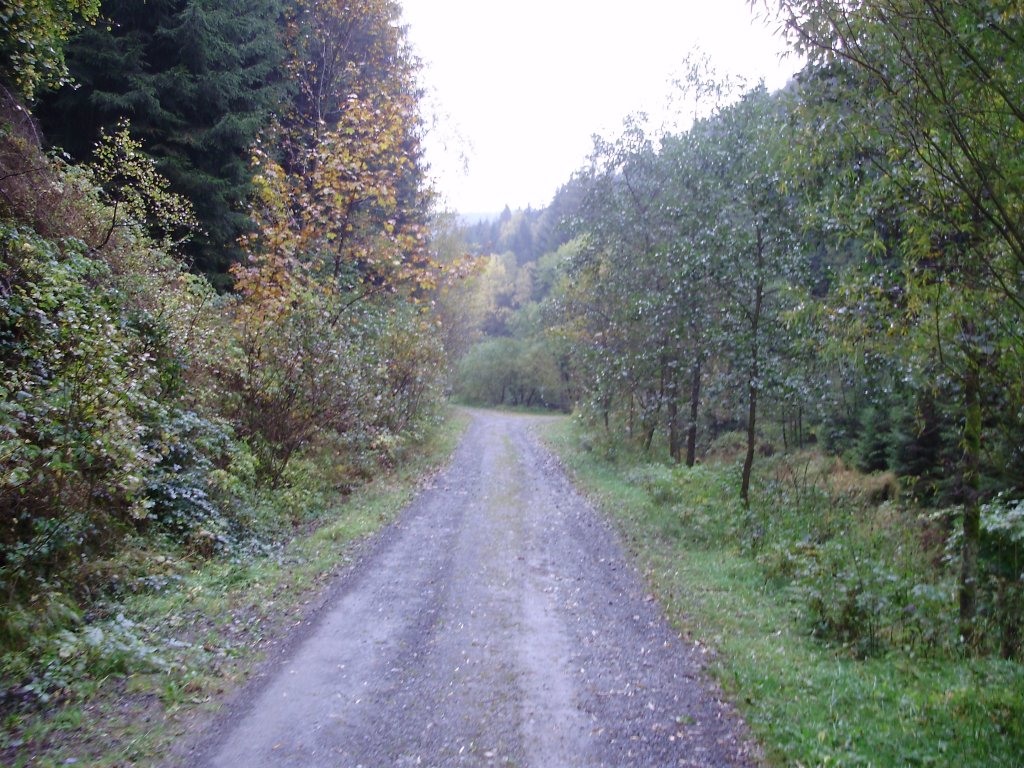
[
  {"xmin": 0, "ymin": 0, "xmax": 101, "ymax": 99},
  {"xmin": 767, "ymin": 0, "xmax": 1024, "ymax": 643},
  {"xmin": 540, "ymin": 7, "xmax": 1019, "ymax": 655},
  {"xmin": 1, "ymin": 0, "xmax": 445, "ymax": 720},
  {"xmin": 448, "ymin": 5, "xmax": 1024, "ymax": 660},
  {"xmin": 36, "ymin": 0, "xmax": 285, "ymax": 280},
  {"xmin": 443, "ymin": 195, "xmax": 578, "ymax": 411}
]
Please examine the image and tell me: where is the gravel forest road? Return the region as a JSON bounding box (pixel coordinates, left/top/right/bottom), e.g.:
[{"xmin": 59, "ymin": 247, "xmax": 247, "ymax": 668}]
[{"xmin": 179, "ymin": 409, "xmax": 758, "ymax": 767}]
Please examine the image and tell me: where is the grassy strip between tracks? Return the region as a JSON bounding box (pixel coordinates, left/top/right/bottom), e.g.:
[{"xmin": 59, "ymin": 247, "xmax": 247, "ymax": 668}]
[
  {"xmin": 542, "ymin": 417, "xmax": 1024, "ymax": 768},
  {"xmin": 2, "ymin": 409, "xmax": 471, "ymax": 768}
]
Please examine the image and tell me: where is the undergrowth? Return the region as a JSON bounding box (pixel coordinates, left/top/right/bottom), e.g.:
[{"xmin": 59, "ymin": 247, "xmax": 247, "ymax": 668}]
[
  {"xmin": 544, "ymin": 417, "xmax": 1024, "ymax": 767},
  {"xmin": 0, "ymin": 408, "xmax": 469, "ymax": 768}
]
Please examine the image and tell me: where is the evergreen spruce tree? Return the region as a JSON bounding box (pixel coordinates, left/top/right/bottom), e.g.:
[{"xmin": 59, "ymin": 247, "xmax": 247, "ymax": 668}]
[
  {"xmin": 889, "ymin": 391, "xmax": 944, "ymax": 491},
  {"xmin": 38, "ymin": 0, "xmax": 284, "ymax": 282},
  {"xmin": 856, "ymin": 405, "xmax": 892, "ymax": 473}
]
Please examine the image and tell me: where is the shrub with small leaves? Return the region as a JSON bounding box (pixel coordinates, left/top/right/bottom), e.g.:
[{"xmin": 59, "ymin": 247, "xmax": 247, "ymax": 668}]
[
  {"xmin": 141, "ymin": 409, "xmax": 248, "ymax": 557},
  {"xmin": 790, "ymin": 538, "xmax": 956, "ymax": 657},
  {"xmin": 941, "ymin": 498, "xmax": 1024, "ymax": 659},
  {"xmin": 1, "ymin": 227, "xmax": 165, "ymax": 580},
  {"xmin": 0, "ymin": 0, "xmax": 101, "ymax": 99}
]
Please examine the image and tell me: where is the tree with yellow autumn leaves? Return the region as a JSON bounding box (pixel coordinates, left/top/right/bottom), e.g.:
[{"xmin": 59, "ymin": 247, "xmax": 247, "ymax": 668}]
[{"xmin": 225, "ymin": 0, "xmax": 443, "ymax": 484}]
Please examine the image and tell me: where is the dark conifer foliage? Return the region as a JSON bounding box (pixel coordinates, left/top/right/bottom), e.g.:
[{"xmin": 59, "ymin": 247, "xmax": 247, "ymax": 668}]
[{"xmin": 38, "ymin": 0, "xmax": 284, "ymax": 281}]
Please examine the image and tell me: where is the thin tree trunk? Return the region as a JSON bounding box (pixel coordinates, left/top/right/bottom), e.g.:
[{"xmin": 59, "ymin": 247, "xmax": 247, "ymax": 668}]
[
  {"xmin": 668, "ymin": 398, "xmax": 681, "ymax": 462},
  {"xmin": 667, "ymin": 371, "xmax": 682, "ymax": 463},
  {"xmin": 959, "ymin": 345, "xmax": 982, "ymax": 644},
  {"xmin": 686, "ymin": 360, "xmax": 701, "ymax": 467},
  {"xmin": 741, "ymin": 371, "xmax": 758, "ymax": 507},
  {"xmin": 741, "ymin": 229, "xmax": 765, "ymax": 508},
  {"xmin": 643, "ymin": 424, "xmax": 656, "ymax": 452}
]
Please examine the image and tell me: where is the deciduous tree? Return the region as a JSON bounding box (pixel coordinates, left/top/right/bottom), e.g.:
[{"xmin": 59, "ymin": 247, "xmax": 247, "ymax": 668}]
[{"xmin": 763, "ymin": 0, "xmax": 1024, "ymax": 638}]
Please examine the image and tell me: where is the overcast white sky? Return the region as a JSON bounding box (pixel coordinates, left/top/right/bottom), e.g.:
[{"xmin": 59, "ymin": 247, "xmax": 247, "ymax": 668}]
[{"xmin": 400, "ymin": 1, "xmax": 801, "ymax": 215}]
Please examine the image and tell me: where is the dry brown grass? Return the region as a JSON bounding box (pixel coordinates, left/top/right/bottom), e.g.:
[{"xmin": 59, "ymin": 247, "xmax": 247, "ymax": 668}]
[{"xmin": 769, "ymin": 449, "xmax": 899, "ymax": 504}]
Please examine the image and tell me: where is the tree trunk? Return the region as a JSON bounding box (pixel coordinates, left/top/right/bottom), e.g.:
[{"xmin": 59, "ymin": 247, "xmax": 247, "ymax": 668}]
[
  {"xmin": 668, "ymin": 398, "xmax": 681, "ymax": 462},
  {"xmin": 667, "ymin": 372, "xmax": 682, "ymax": 463},
  {"xmin": 959, "ymin": 346, "xmax": 982, "ymax": 644},
  {"xmin": 686, "ymin": 360, "xmax": 701, "ymax": 467},
  {"xmin": 643, "ymin": 424, "xmax": 656, "ymax": 452},
  {"xmin": 741, "ymin": 371, "xmax": 758, "ymax": 507},
  {"xmin": 740, "ymin": 228, "xmax": 765, "ymax": 508}
]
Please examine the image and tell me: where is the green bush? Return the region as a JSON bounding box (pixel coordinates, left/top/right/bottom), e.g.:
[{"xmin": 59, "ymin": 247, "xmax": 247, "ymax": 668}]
[
  {"xmin": 623, "ymin": 464, "xmax": 682, "ymax": 505},
  {"xmin": 1, "ymin": 227, "xmax": 166, "ymax": 580},
  {"xmin": 980, "ymin": 496, "xmax": 1024, "ymax": 658},
  {"xmin": 216, "ymin": 289, "xmax": 444, "ymax": 487},
  {"xmin": 936, "ymin": 499, "xmax": 1024, "ymax": 658},
  {"xmin": 455, "ymin": 336, "xmax": 569, "ymax": 410},
  {"xmin": 790, "ymin": 540, "xmax": 956, "ymax": 656},
  {"xmin": 141, "ymin": 410, "xmax": 249, "ymax": 557}
]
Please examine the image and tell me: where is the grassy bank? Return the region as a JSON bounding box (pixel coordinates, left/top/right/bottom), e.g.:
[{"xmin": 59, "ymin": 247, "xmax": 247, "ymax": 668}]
[
  {"xmin": 543, "ymin": 418, "xmax": 1024, "ymax": 767},
  {"xmin": 1, "ymin": 409, "xmax": 470, "ymax": 768}
]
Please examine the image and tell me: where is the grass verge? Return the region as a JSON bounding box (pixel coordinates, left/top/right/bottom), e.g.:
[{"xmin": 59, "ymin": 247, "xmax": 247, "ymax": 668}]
[
  {"xmin": 1, "ymin": 408, "xmax": 470, "ymax": 768},
  {"xmin": 542, "ymin": 417, "xmax": 1024, "ymax": 768}
]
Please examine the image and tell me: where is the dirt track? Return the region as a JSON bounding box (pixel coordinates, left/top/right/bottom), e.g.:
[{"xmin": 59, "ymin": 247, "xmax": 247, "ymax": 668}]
[{"xmin": 177, "ymin": 409, "xmax": 758, "ymax": 767}]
